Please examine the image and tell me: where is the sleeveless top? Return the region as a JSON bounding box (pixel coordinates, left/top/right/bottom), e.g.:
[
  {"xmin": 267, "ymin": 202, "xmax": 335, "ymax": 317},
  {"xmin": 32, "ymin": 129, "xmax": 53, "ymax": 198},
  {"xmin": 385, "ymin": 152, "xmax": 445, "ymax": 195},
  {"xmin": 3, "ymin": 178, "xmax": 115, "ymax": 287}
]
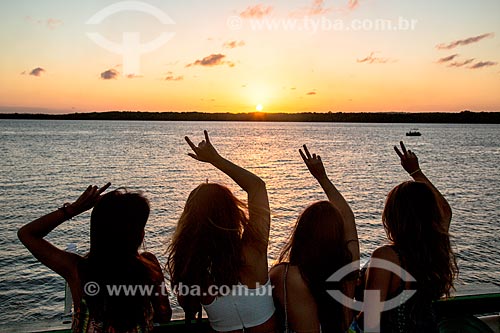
[
  {"xmin": 380, "ymin": 246, "xmax": 438, "ymax": 333},
  {"xmin": 71, "ymin": 298, "xmax": 154, "ymax": 333},
  {"xmin": 349, "ymin": 246, "xmax": 439, "ymax": 333},
  {"xmin": 202, "ymin": 279, "xmax": 275, "ymax": 332}
]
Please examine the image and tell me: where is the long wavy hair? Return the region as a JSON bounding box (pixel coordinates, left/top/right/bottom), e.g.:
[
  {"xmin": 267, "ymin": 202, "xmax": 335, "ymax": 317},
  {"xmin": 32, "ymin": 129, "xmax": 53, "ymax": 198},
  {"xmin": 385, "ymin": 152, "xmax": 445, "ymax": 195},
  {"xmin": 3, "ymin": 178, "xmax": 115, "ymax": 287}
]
[
  {"xmin": 79, "ymin": 189, "xmax": 162, "ymax": 331},
  {"xmin": 382, "ymin": 181, "xmax": 458, "ymax": 299},
  {"xmin": 277, "ymin": 201, "xmax": 353, "ymax": 332},
  {"xmin": 167, "ymin": 183, "xmax": 259, "ymax": 295}
]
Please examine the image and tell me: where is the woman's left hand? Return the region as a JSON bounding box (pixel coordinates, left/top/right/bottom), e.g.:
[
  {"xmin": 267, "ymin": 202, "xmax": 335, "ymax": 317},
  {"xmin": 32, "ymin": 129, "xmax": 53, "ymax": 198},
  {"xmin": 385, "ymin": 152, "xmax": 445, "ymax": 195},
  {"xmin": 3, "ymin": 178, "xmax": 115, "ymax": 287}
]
[{"xmin": 67, "ymin": 182, "xmax": 111, "ymax": 217}]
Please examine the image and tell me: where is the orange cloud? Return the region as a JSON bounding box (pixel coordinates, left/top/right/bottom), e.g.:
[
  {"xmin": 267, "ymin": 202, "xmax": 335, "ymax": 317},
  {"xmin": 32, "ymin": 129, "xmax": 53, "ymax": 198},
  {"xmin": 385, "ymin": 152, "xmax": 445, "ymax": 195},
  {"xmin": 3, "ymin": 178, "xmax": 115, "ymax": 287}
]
[
  {"xmin": 100, "ymin": 69, "xmax": 119, "ymax": 80},
  {"xmin": 186, "ymin": 54, "xmax": 234, "ymax": 67},
  {"xmin": 25, "ymin": 16, "xmax": 63, "ymax": 29},
  {"xmin": 29, "ymin": 67, "xmax": 45, "ymax": 77},
  {"xmin": 290, "ymin": 0, "xmax": 331, "ymax": 17},
  {"xmin": 470, "ymin": 61, "xmax": 497, "ymax": 69},
  {"xmin": 240, "ymin": 4, "xmax": 273, "ymax": 18},
  {"xmin": 165, "ymin": 72, "xmax": 184, "ymax": 81},
  {"xmin": 448, "ymin": 58, "xmax": 475, "ymax": 68},
  {"xmin": 126, "ymin": 74, "xmax": 143, "ymax": 79},
  {"xmin": 223, "ymin": 40, "xmax": 245, "ymax": 49},
  {"xmin": 436, "ymin": 33, "xmax": 495, "ymax": 50},
  {"xmin": 348, "ymin": 0, "xmax": 359, "ymax": 10},
  {"xmin": 357, "ymin": 52, "xmax": 391, "ymax": 64},
  {"xmin": 437, "ymin": 54, "xmax": 459, "ymax": 63}
]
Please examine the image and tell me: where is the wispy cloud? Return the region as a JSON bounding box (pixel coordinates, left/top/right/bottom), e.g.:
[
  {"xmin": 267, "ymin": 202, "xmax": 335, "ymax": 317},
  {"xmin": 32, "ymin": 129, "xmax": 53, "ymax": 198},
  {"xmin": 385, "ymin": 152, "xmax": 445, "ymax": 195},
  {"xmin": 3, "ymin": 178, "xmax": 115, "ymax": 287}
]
[
  {"xmin": 306, "ymin": 91, "xmax": 317, "ymax": 95},
  {"xmin": 165, "ymin": 72, "xmax": 183, "ymax": 81},
  {"xmin": 470, "ymin": 61, "xmax": 497, "ymax": 69},
  {"xmin": 100, "ymin": 69, "xmax": 119, "ymax": 80},
  {"xmin": 305, "ymin": 0, "xmax": 330, "ymax": 15},
  {"xmin": 437, "ymin": 55, "xmax": 497, "ymax": 69},
  {"xmin": 186, "ymin": 54, "xmax": 234, "ymax": 67},
  {"xmin": 240, "ymin": 4, "xmax": 273, "ymax": 18},
  {"xmin": 126, "ymin": 74, "xmax": 143, "ymax": 79},
  {"xmin": 348, "ymin": 0, "xmax": 359, "ymax": 10},
  {"xmin": 46, "ymin": 18, "xmax": 63, "ymax": 29},
  {"xmin": 223, "ymin": 40, "xmax": 245, "ymax": 49},
  {"xmin": 25, "ymin": 16, "xmax": 63, "ymax": 29},
  {"xmin": 24, "ymin": 67, "xmax": 45, "ymax": 77},
  {"xmin": 291, "ymin": 0, "xmax": 331, "ymax": 17},
  {"xmin": 437, "ymin": 54, "xmax": 459, "ymax": 63},
  {"xmin": 436, "ymin": 33, "xmax": 495, "ymax": 50},
  {"xmin": 357, "ymin": 52, "xmax": 391, "ymax": 64},
  {"xmin": 448, "ymin": 58, "xmax": 475, "ymax": 68}
]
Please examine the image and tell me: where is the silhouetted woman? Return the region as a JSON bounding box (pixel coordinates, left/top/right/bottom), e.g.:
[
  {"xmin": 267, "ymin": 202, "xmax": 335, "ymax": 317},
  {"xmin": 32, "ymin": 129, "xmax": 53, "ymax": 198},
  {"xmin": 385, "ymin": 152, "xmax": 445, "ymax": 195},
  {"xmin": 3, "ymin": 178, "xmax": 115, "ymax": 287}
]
[
  {"xmin": 18, "ymin": 185, "xmax": 172, "ymax": 332},
  {"xmin": 270, "ymin": 145, "xmax": 360, "ymax": 333},
  {"xmin": 167, "ymin": 130, "xmax": 277, "ymax": 333},
  {"xmin": 352, "ymin": 142, "xmax": 458, "ymax": 333}
]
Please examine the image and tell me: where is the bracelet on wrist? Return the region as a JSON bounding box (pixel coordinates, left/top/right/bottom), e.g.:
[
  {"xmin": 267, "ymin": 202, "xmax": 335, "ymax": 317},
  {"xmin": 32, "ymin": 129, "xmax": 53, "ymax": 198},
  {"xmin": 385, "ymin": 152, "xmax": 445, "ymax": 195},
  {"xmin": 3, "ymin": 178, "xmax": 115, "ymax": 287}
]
[
  {"xmin": 59, "ymin": 203, "xmax": 73, "ymax": 220},
  {"xmin": 409, "ymin": 168, "xmax": 421, "ymax": 176}
]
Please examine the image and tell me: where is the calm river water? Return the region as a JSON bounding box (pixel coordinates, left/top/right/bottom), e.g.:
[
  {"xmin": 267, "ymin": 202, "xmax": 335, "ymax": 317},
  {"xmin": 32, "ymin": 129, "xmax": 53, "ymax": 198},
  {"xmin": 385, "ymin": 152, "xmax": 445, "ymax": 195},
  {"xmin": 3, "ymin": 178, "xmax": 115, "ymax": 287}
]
[{"xmin": 0, "ymin": 120, "xmax": 499, "ymax": 329}]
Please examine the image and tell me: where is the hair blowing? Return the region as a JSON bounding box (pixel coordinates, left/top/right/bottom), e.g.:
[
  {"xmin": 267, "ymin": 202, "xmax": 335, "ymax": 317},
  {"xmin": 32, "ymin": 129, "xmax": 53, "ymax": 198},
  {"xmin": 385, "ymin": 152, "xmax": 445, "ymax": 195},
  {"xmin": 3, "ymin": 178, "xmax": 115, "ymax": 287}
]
[
  {"xmin": 167, "ymin": 183, "xmax": 264, "ymax": 294},
  {"xmin": 278, "ymin": 201, "xmax": 353, "ymax": 332},
  {"xmin": 383, "ymin": 181, "xmax": 458, "ymax": 299}
]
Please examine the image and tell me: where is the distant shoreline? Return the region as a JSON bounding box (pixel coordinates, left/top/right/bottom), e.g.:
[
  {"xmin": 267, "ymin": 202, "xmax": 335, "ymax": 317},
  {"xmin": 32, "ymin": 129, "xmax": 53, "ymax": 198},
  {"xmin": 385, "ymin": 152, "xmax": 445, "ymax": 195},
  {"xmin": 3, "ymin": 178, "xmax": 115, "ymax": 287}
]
[{"xmin": 1, "ymin": 111, "xmax": 499, "ymax": 124}]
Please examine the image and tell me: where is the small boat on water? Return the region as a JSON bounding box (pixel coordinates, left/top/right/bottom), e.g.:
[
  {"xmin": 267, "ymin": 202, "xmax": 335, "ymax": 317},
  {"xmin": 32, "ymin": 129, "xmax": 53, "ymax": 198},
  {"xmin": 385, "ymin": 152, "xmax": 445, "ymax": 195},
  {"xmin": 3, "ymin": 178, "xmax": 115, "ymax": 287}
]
[{"xmin": 406, "ymin": 129, "xmax": 422, "ymax": 136}]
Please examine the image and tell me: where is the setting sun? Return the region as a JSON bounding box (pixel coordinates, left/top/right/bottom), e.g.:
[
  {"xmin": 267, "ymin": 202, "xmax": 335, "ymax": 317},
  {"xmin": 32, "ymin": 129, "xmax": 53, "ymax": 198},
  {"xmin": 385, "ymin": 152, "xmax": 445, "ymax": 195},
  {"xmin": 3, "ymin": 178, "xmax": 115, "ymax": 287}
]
[{"xmin": 0, "ymin": 1, "xmax": 498, "ymax": 113}]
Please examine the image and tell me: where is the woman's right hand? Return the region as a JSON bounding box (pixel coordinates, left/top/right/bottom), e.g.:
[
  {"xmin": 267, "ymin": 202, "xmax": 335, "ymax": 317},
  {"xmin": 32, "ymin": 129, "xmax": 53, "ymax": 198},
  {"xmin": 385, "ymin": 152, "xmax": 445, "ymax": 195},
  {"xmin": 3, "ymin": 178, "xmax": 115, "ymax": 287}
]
[
  {"xmin": 185, "ymin": 130, "xmax": 221, "ymax": 164},
  {"xmin": 299, "ymin": 144, "xmax": 328, "ymax": 180},
  {"xmin": 67, "ymin": 182, "xmax": 111, "ymax": 217},
  {"xmin": 394, "ymin": 141, "xmax": 420, "ymax": 175}
]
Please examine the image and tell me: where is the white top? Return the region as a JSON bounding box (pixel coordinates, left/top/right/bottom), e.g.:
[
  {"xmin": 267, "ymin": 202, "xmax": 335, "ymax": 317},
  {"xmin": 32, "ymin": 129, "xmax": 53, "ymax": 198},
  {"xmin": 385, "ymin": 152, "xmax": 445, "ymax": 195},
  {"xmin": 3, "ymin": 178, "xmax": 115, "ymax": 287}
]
[{"xmin": 202, "ymin": 279, "xmax": 275, "ymax": 331}]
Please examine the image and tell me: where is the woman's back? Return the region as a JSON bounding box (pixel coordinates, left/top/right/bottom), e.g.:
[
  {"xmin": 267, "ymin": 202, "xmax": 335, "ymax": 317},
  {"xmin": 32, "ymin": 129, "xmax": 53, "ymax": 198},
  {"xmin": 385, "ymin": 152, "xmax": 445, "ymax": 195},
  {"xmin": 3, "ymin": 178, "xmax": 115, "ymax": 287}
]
[
  {"xmin": 355, "ymin": 142, "xmax": 457, "ymax": 333},
  {"xmin": 270, "ymin": 264, "xmax": 321, "ymax": 333},
  {"xmin": 18, "ymin": 186, "xmax": 171, "ymax": 333},
  {"xmin": 73, "ymin": 252, "xmax": 170, "ymax": 333},
  {"xmin": 271, "ymin": 146, "xmax": 360, "ymax": 333},
  {"xmin": 168, "ymin": 131, "xmax": 276, "ymax": 333},
  {"xmin": 373, "ymin": 245, "xmax": 439, "ymax": 333}
]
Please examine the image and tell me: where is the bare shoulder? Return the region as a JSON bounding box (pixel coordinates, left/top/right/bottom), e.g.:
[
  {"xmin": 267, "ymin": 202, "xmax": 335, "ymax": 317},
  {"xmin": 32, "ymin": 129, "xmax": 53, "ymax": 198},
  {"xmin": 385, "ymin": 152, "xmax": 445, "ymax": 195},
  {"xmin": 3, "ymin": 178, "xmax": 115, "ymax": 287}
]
[
  {"xmin": 269, "ymin": 263, "xmax": 286, "ymax": 285},
  {"xmin": 140, "ymin": 251, "xmax": 161, "ymax": 265},
  {"xmin": 270, "ymin": 264, "xmax": 308, "ymax": 288},
  {"xmin": 371, "ymin": 245, "xmax": 399, "ymax": 263},
  {"xmin": 284, "ymin": 265, "xmax": 310, "ymax": 293}
]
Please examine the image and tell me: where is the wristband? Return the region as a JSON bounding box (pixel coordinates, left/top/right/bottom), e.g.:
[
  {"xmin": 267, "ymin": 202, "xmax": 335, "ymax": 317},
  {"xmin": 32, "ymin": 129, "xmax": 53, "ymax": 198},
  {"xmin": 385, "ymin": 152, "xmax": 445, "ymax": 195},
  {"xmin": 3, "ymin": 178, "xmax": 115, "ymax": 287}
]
[
  {"xmin": 59, "ymin": 203, "xmax": 73, "ymax": 220},
  {"xmin": 409, "ymin": 168, "xmax": 421, "ymax": 176}
]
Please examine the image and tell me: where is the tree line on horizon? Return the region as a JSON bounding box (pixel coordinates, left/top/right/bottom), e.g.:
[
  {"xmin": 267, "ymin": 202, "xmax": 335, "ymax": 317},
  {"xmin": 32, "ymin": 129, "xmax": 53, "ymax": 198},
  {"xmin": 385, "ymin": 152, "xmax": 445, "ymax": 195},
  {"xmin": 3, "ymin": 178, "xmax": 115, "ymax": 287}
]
[{"xmin": 0, "ymin": 111, "xmax": 499, "ymax": 124}]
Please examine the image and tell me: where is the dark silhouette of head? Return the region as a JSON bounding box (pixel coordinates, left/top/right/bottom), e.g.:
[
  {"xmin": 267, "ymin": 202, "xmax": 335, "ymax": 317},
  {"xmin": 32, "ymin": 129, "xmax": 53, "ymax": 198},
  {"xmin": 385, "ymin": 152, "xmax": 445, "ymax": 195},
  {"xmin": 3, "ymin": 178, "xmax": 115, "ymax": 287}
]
[
  {"xmin": 80, "ymin": 189, "xmax": 158, "ymax": 331},
  {"xmin": 168, "ymin": 183, "xmax": 251, "ymax": 291},
  {"xmin": 89, "ymin": 189, "xmax": 149, "ymax": 259},
  {"xmin": 278, "ymin": 201, "xmax": 352, "ymax": 332},
  {"xmin": 383, "ymin": 181, "xmax": 457, "ymax": 298}
]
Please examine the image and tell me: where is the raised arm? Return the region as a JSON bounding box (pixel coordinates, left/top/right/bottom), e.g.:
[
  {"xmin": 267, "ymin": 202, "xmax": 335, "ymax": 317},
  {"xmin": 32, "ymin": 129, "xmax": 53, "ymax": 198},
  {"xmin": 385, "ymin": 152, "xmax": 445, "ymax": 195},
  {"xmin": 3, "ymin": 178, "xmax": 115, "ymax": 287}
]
[
  {"xmin": 299, "ymin": 145, "xmax": 359, "ymax": 261},
  {"xmin": 185, "ymin": 131, "xmax": 270, "ymax": 250},
  {"xmin": 17, "ymin": 183, "xmax": 111, "ymax": 279},
  {"xmin": 394, "ymin": 141, "xmax": 452, "ymax": 231}
]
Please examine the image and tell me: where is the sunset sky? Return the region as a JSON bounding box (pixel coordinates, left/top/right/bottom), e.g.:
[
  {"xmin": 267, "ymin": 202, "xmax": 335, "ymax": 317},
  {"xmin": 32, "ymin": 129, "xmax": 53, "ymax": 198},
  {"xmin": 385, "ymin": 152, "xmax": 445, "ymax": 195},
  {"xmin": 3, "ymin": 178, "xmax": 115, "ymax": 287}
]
[{"xmin": 0, "ymin": 0, "xmax": 499, "ymax": 113}]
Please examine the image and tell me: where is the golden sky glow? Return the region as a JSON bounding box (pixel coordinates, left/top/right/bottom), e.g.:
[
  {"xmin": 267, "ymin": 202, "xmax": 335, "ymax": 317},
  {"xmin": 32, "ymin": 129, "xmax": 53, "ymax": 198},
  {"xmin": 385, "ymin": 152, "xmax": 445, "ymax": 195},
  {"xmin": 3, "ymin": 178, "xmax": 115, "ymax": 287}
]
[{"xmin": 0, "ymin": 1, "xmax": 499, "ymax": 113}]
